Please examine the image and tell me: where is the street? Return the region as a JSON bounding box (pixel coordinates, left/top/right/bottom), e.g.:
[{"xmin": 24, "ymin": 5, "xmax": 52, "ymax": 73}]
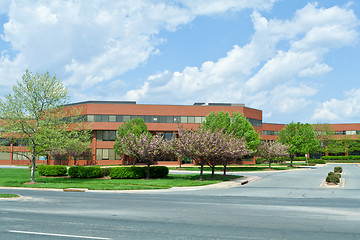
[{"xmin": 1, "ymin": 164, "xmax": 360, "ymax": 239}]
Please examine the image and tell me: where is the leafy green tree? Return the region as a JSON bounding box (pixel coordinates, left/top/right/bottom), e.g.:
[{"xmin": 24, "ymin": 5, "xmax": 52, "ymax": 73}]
[
  {"xmin": 278, "ymin": 122, "xmax": 319, "ymax": 166},
  {"xmin": 114, "ymin": 117, "xmax": 150, "ymax": 165},
  {"xmin": 313, "ymin": 123, "xmax": 334, "ymax": 156},
  {"xmin": 0, "ymin": 70, "xmax": 86, "ymax": 183},
  {"xmin": 64, "ymin": 130, "xmax": 92, "ymax": 165},
  {"xmin": 201, "ymin": 111, "xmax": 261, "ymax": 152}
]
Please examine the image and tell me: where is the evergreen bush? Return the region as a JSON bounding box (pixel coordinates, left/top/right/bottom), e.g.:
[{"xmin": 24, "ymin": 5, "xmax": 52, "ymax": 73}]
[
  {"xmin": 334, "ymin": 166, "xmax": 343, "ymax": 173},
  {"xmin": 110, "ymin": 167, "xmax": 146, "ymax": 179},
  {"xmin": 326, "ymin": 171, "xmax": 340, "ymax": 184},
  {"xmin": 38, "ymin": 165, "xmax": 67, "ymax": 176},
  {"xmin": 68, "ymin": 166, "xmax": 103, "ymax": 178},
  {"xmin": 147, "ymin": 166, "xmax": 169, "ymax": 178}
]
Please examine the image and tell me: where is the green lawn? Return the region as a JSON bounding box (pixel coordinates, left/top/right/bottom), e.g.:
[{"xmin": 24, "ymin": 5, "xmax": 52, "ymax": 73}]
[{"xmin": 0, "ymin": 168, "xmax": 240, "ymax": 190}]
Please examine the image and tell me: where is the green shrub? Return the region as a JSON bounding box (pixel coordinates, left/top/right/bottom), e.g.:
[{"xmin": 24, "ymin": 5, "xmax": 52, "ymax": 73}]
[
  {"xmin": 147, "ymin": 166, "xmax": 169, "ymax": 178},
  {"xmin": 101, "ymin": 167, "xmax": 112, "ymax": 177},
  {"xmin": 110, "ymin": 167, "xmax": 146, "ymax": 179},
  {"xmin": 322, "ymin": 155, "xmax": 360, "ymax": 160},
  {"xmin": 308, "ymin": 159, "xmax": 326, "ymax": 165},
  {"xmin": 326, "ymin": 172, "xmax": 340, "ymax": 184},
  {"xmin": 38, "ymin": 165, "xmax": 67, "ymax": 176},
  {"xmin": 255, "ymin": 157, "xmax": 265, "ymax": 164},
  {"xmin": 68, "ymin": 166, "xmax": 103, "ymax": 178},
  {"xmin": 334, "ymin": 166, "xmax": 343, "ymax": 173}
]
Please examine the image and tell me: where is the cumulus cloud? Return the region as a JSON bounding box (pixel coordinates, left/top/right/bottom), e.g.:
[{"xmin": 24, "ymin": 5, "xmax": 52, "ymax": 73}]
[
  {"xmin": 125, "ymin": 3, "xmax": 359, "ymax": 119},
  {"xmin": 312, "ymin": 89, "xmax": 360, "ymax": 122},
  {"xmin": 0, "ymin": 0, "xmax": 276, "ymax": 92}
]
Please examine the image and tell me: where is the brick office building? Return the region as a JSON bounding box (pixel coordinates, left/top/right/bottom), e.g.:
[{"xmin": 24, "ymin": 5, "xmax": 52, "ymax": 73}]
[{"xmin": 1, "ymin": 100, "xmax": 360, "ymax": 166}]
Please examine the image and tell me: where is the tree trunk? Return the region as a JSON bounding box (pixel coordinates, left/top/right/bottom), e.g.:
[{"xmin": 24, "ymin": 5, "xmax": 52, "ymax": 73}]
[
  {"xmin": 268, "ymin": 159, "xmax": 272, "ymax": 169},
  {"xmin": 31, "ymin": 154, "xmax": 36, "ymax": 183},
  {"xmin": 211, "ymin": 166, "xmax": 215, "ymax": 178},
  {"xmin": 223, "ymin": 160, "xmax": 227, "ymax": 175},
  {"xmin": 147, "ymin": 164, "xmax": 150, "ymax": 179},
  {"xmin": 199, "ymin": 162, "xmax": 204, "ymax": 181},
  {"xmin": 290, "ymin": 154, "xmax": 294, "ymax": 167}
]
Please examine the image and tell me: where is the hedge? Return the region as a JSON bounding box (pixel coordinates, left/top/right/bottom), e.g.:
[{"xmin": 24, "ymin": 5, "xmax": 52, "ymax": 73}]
[
  {"xmin": 68, "ymin": 166, "xmax": 103, "ymax": 178},
  {"xmin": 38, "ymin": 165, "xmax": 67, "ymax": 176},
  {"xmin": 110, "ymin": 167, "xmax": 146, "ymax": 179},
  {"xmin": 322, "ymin": 155, "xmax": 360, "ymax": 160},
  {"xmin": 110, "ymin": 166, "xmax": 169, "ymax": 179},
  {"xmin": 334, "ymin": 166, "xmax": 343, "ymax": 173},
  {"xmin": 147, "ymin": 166, "xmax": 169, "ymax": 178},
  {"xmin": 308, "ymin": 159, "xmax": 326, "ymax": 165}
]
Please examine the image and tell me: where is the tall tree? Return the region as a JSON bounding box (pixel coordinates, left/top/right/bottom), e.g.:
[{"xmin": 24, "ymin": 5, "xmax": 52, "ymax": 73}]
[
  {"xmin": 313, "ymin": 123, "xmax": 334, "ymax": 157},
  {"xmin": 0, "ymin": 70, "xmax": 87, "ymax": 183},
  {"xmin": 257, "ymin": 141, "xmax": 289, "ymax": 169},
  {"xmin": 201, "ymin": 111, "xmax": 261, "ymax": 152},
  {"xmin": 278, "ymin": 122, "xmax": 319, "ymax": 166}
]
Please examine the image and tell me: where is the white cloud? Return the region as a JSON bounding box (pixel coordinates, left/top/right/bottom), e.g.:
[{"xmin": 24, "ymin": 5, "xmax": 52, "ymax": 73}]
[
  {"xmin": 124, "ymin": 3, "xmax": 359, "ymax": 120},
  {"xmin": 311, "ymin": 89, "xmax": 360, "ymax": 122},
  {"xmin": 0, "ymin": 0, "xmax": 277, "ymax": 92}
]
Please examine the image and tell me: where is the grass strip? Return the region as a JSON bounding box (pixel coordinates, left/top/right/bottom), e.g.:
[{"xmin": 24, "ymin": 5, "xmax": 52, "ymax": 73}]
[
  {"xmin": 0, "ymin": 193, "xmax": 20, "ymax": 198},
  {"xmin": 0, "ymin": 168, "xmax": 239, "ymax": 190}
]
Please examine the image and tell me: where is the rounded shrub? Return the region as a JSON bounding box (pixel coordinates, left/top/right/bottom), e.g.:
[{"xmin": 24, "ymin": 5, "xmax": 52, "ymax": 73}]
[
  {"xmin": 147, "ymin": 166, "xmax": 169, "ymax": 178},
  {"xmin": 110, "ymin": 167, "xmax": 146, "ymax": 179},
  {"xmin": 68, "ymin": 166, "xmax": 103, "ymax": 178},
  {"xmin": 326, "ymin": 171, "xmax": 340, "ymax": 184},
  {"xmin": 334, "ymin": 166, "xmax": 343, "ymax": 173},
  {"xmin": 38, "ymin": 165, "xmax": 67, "ymax": 176}
]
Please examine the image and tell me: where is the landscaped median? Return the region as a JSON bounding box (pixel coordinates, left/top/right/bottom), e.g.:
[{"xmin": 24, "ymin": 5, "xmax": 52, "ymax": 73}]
[{"xmin": 0, "ymin": 168, "xmax": 240, "ymax": 191}]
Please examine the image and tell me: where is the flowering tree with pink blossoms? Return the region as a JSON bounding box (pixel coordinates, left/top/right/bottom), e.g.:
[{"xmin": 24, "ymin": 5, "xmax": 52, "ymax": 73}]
[
  {"xmin": 116, "ymin": 132, "xmax": 171, "ymax": 179},
  {"xmin": 256, "ymin": 141, "xmax": 289, "ymax": 169},
  {"xmin": 175, "ymin": 128, "xmax": 251, "ymax": 179}
]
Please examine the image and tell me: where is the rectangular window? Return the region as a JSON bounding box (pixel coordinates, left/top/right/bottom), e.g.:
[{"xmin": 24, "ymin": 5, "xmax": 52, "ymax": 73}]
[
  {"xmin": 0, "ymin": 151, "xmax": 10, "ymax": 160},
  {"xmin": 123, "ymin": 116, "xmax": 131, "ymax": 122},
  {"xmin": 144, "ymin": 115, "xmax": 152, "ymax": 123},
  {"xmin": 101, "ymin": 115, "xmax": 109, "ymax": 122},
  {"xmin": 159, "ymin": 116, "xmax": 167, "ymax": 123},
  {"xmin": 96, "ymin": 131, "xmax": 103, "ymax": 141},
  {"xmin": 153, "ymin": 116, "xmax": 159, "ymax": 123},
  {"xmin": 109, "ymin": 115, "xmax": 116, "ymax": 122},
  {"xmin": 201, "ymin": 117, "xmax": 206, "ymax": 123},
  {"xmin": 195, "ymin": 117, "xmax": 202, "ymax": 124},
  {"xmin": 103, "ymin": 149, "xmax": 109, "ymax": 160},
  {"xmin": 174, "ymin": 116, "xmax": 181, "ymax": 123},
  {"xmin": 181, "ymin": 116, "xmax": 187, "ymax": 123},
  {"xmin": 94, "ymin": 115, "xmax": 102, "ymax": 122},
  {"xmin": 116, "ymin": 115, "xmax": 124, "ymax": 122},
  {"xmin": 188, "ymin": 116, "xmax": 195, "ymax": 123},
  {"xmin": 87, "ymin": 115, "xmax": 95, "ymax": 122}
]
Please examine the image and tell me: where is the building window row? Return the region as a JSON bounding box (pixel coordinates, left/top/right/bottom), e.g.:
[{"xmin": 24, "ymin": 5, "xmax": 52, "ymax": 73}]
[
  {"xmin": 333, "ymin": 131, "xmax": 360, "ymax": 135},
  {"xmin": 96, "ymin": 149, "xmax": 122, "ymax": 160},
  {"xmin": 86, "ymin": 115, "xmax": 262, "ymax": 127},
  {"xmin": 262, "ymin": 130, "xmax": 279, "ymax": 136},
  {"xmin": 97, "ymin": 130, "xmax": 116, "ymax": 141}
]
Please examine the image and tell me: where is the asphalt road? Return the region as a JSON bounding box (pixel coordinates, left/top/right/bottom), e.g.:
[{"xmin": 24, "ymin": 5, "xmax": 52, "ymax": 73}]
[{"xmin": 1, "ymin": 164, "xmax": 360, "ymax": 240}]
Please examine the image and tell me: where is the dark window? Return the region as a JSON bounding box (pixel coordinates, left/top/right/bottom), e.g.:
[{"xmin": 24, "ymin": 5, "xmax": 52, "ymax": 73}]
[
  {"xmin": 116, "ymin": 115, "xmax": 124, "ymax": 122},
  {"xmin": 94, "ymin": 115, "xmax": 102, "ymax": 122}
]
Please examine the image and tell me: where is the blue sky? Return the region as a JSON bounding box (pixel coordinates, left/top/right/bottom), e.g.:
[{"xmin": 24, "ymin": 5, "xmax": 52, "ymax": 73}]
[{"xmin": 0, "ymin": 0, "xmax": 359, "ymax": 124}]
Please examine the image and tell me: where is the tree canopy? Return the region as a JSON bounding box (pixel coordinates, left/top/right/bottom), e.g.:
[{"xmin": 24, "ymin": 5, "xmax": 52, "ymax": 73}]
[
  {"xmin": 0, "ymin": 70, "xmax": 89, "ymax": 182},
  {"xmin": 278, "ymin": 122, "xmax": 319, "ymax": 166},
  {"xmin": 201, "ymin": 111, "xmax": 261, "ymax": 152}
]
